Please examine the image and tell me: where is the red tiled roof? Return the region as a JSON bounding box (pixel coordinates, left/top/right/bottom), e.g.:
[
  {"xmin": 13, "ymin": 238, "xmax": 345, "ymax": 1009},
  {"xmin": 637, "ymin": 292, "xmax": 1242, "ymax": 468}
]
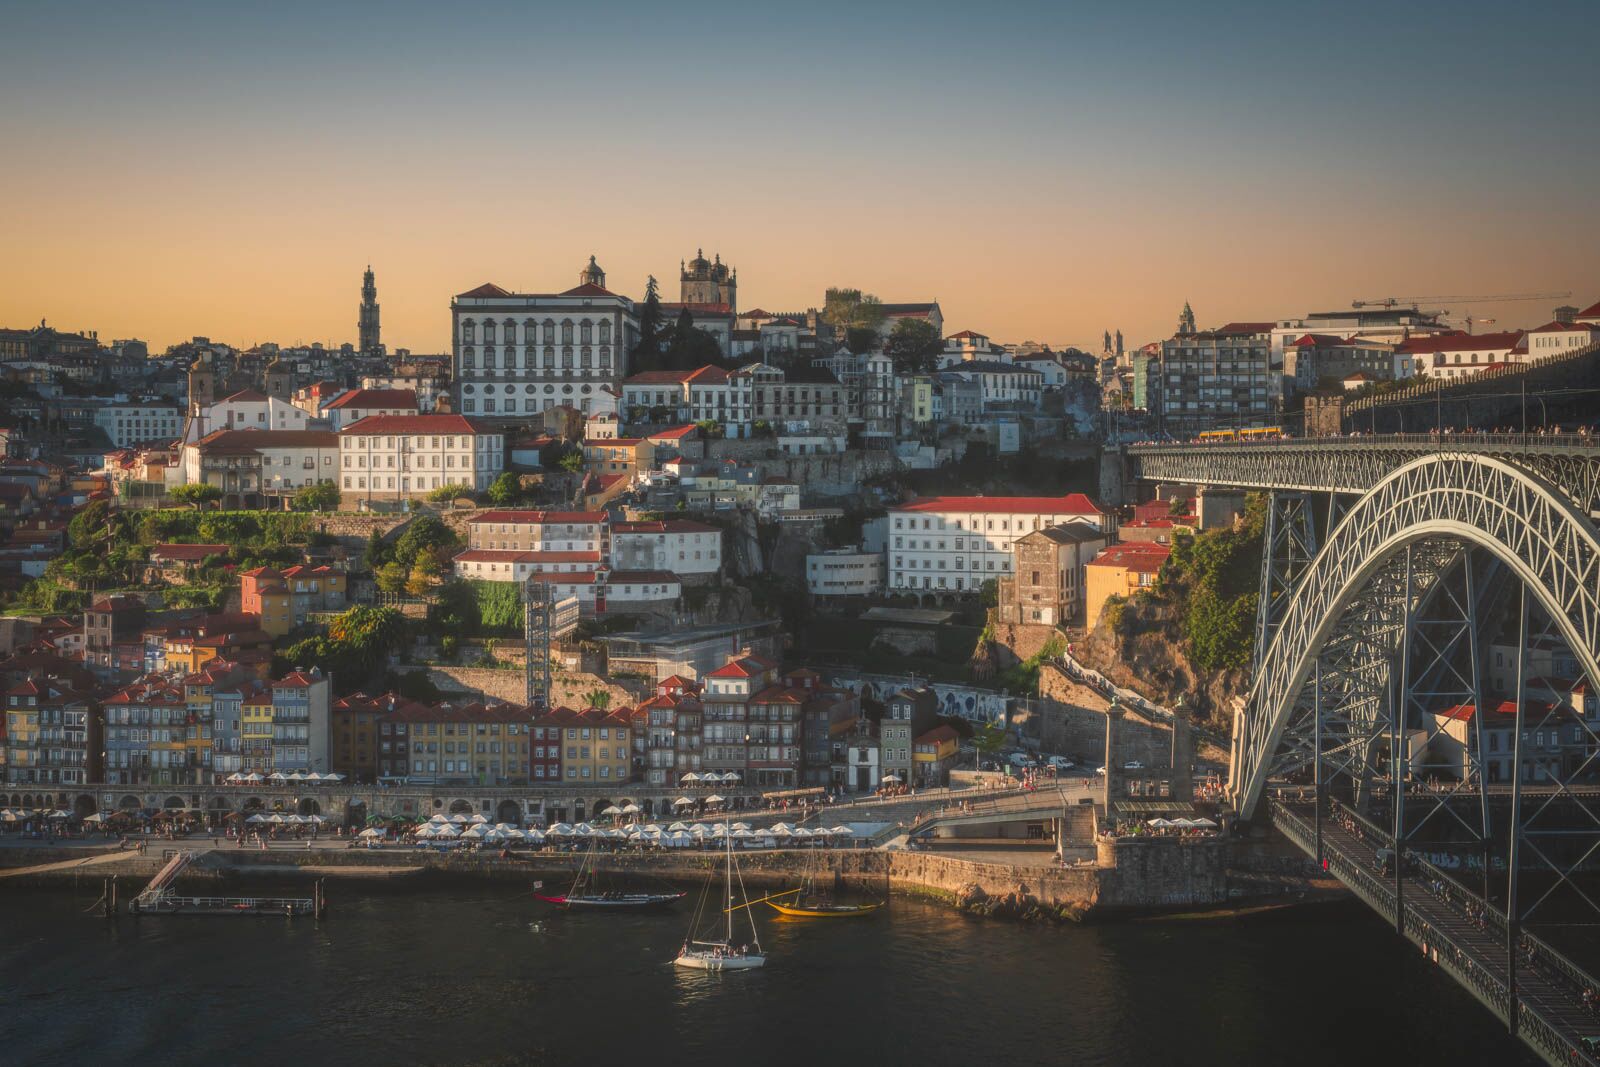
[
  {"xmin": 196, "ymin": 429, "xmax": 339, "ymax": 452},
  {"xmin": 1088, "ymin": 542, "xmax": 1171, "ymax": 573},
  {"xmin": 647, "ymin": 425, "xmax": 699, "ymax": 440},
  {"xmin": 915, "ymin": 724, "xmax": 960, "ymax": 746},
  {"xmin": 273, "ymin": 672, "xmax": 322, "ymax": 688},
  {"xmin": 560, "ymin": 283, "xmax": 620, "ymax": 298},
  {"xmin": 467, "ymin": 509, "xmax": 606, "ymax": 525},
  {"xmin": 896, "ymin": 494, "xmax": 1106, "ymax": 516},
  {"xmin": 324, "ymin": 389, "xmax": 419, "ymax": 411},
  {"xmin": 1397, "ymin": 331, "xmax": 1522, "ymax": 354},
  {"xmin": 706, "ymin": 654, "xmax": 778, "ymax": 679},
  {"xmin": 947, "ymin": 330, "xmax": 987, "ymax": 340},
  {"xmin": 660, "ymin": 302, "xmax": 733, "ymax": 315},
  {"xmin": 339, "ymin": 414, "xmax": 493, "ymax": 435},
  {"xmin": 457, "ymin": 283, "xmax": 512, "ymax": 298},
  {"xmin": 1576, "ymin": 300, "xmax": 1600, "ymax": 319}
]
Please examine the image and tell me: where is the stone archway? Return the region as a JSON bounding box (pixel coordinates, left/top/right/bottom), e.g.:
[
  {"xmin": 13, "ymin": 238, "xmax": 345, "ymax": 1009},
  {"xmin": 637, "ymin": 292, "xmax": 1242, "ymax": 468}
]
[
  {"xmin": 448, "ymin": 798, "xmax": 474, "ymax": 815},
  {"xmin": 346, "ymin": 800, "xmax": 368, "ymax": 828},
  {"xmin": 242, "ymin": 796, "xmax": 265, "ymax": 812},
  {"xmin": 118, "ymin": 795, "xmax": 141, "ymax": 811},
  {"xmin": 297, "ymin": 797, "xmax": 322, "ymax": 817},
  {"xmin": 21, "ymin": 793, "xmax": 36, "ymax": 809},
  {"xmin": 495, "ymin": 799, "xmax": 522, "ymax": 826},
  {"xmin": 73, "ymin": 795, "xmax": 97, "ymax": 818},
  {"xmin": 163, "ymin": 796, "xmax": 186, "ymax": 810}
]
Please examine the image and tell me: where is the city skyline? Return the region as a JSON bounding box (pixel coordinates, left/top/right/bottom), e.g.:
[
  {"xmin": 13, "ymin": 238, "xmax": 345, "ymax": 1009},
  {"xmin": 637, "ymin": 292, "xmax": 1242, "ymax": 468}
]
[{"xmin": 2, "ymin": 0, "xmax": 1597, "ymax": 352}]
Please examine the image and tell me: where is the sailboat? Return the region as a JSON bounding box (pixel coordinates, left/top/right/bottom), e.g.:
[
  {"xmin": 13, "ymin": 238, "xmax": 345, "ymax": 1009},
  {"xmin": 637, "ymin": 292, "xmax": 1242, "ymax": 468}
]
[
  {"xmin": 767, "ymin": 839, "xmax": 884, "ymax": 918},
  {"xmin": 536, "ymin": 838, "xmax": 685, "ymax": 911},
  {"xmin": 675, "ymin": 824, "xmax": 765, "ymax": 971}
]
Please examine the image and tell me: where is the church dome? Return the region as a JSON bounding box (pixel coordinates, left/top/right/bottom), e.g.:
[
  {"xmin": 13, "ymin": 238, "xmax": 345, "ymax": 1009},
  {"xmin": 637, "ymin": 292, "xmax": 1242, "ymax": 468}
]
[{"xmin": 687, "ymin": 248, "xmax": 711, "ymax": 273}]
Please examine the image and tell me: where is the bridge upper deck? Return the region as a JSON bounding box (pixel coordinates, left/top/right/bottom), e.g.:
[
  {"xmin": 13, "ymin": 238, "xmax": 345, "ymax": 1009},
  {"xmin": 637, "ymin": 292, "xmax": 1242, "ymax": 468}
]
[{"xmin": 1129, "ymin": 432, "xmax": 1600, "ymax": 511}]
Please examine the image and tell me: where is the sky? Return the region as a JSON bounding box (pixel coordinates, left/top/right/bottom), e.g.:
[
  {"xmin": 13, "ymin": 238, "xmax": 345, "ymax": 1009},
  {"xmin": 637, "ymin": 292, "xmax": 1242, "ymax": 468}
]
[{"xmin": 2, "ymin": 0, "xmax": 1597, "ymax": 354}]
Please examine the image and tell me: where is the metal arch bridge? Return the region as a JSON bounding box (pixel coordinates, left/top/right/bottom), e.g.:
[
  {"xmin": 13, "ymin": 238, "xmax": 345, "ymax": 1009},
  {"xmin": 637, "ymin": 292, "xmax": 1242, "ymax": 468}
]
[{"xmin": 1127, "ymin": 435, "xmax": 1600, "ymax": 1065}]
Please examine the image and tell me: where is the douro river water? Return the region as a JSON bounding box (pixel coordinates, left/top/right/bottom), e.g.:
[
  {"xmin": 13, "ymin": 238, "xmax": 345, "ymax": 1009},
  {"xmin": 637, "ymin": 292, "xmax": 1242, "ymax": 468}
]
[{"xmin": 0, "ymin": 883, "xmax": 1537, "ymax": 1066}]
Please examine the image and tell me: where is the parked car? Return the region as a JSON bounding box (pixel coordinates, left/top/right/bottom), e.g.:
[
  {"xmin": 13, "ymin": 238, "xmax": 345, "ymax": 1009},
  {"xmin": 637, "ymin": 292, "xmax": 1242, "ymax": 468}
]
[
  {"xmin": 1124, "ymin": 760, "xmax": 1145, "ymax": 770},
  {"xmin": 1047, "ymin": 756, "xmax": 1075, "ymax": 770},
  {"xmin": 1095, "ymin": 765, "xmax": 1107, "ymax": 776}
]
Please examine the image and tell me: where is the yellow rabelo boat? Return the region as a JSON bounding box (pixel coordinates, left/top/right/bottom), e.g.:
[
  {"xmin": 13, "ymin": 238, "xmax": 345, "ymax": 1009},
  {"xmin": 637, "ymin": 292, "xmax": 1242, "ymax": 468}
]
[{"xmin": 765, "ymin": 890, "xmax": 884, "ymax": 918}]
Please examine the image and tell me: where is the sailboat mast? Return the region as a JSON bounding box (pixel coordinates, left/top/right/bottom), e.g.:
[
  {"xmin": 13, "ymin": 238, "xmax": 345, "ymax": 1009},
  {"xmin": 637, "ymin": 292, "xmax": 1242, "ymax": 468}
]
[{"xmin": 724, "ymin": 822, "xmax": 734, "ymax": 942}]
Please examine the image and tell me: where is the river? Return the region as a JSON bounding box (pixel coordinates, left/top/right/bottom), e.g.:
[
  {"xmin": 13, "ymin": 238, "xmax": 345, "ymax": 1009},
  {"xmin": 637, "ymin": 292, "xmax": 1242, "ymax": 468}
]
[{"xmin": 0, "ymin": 883, "xmax": 1538, "ymax": 1066}]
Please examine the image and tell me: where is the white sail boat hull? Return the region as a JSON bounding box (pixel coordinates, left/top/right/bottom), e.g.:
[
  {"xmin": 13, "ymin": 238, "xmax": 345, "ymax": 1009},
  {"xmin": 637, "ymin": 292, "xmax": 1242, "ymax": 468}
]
[{"xmin": 674, "ymin": 949, "xmax": 766, "ymax": 971}]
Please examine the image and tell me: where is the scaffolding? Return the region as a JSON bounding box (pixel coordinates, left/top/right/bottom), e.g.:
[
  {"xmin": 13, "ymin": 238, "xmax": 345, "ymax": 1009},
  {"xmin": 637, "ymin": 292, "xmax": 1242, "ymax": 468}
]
[{"xmin": 524, "ymin": 577, "xmax": 553, "ymax": 708}]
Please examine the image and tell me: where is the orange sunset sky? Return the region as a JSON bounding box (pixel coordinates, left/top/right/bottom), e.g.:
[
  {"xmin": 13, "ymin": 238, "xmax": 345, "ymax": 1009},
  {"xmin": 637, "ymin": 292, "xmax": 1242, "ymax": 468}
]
[{"xmin": 3, "ymin": 1, "xmax": 1596, "ymax": 353}]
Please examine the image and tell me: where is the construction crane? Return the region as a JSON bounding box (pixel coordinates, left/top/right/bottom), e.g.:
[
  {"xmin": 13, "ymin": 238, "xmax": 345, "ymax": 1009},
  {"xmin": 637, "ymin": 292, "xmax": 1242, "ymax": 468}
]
[{"xmin": 1351, "ymin": 291, "xmax": 1570, "ymax": 310}]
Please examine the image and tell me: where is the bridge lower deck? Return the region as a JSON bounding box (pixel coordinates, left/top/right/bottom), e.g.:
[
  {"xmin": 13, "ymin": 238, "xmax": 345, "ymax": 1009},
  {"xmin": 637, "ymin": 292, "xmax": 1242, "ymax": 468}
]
[{"xmin": 1272, "ymin": 799, "xmax": 1600, "ymax": 1066}]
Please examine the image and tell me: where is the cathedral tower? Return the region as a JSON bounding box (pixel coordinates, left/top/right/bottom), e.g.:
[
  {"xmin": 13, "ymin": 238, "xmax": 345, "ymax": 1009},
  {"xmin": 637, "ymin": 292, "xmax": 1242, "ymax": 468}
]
[
  {"xmin": 359, "ymin": 265, "xmax": 382, "ymax": 355},
  {"xmin": 578, "ymin": 255, "xmax": 607, "ymax": 289},
  {"xmin": 679, "ymin": 249, "xmax": 736, "ymax": 312}
]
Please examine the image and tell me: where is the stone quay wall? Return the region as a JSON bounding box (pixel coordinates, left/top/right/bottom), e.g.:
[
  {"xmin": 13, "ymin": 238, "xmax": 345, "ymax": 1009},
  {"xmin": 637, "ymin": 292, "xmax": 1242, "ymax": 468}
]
[{"xmin": 1094, "ymin": 835, "xmax": 1230, "ymax": 910}]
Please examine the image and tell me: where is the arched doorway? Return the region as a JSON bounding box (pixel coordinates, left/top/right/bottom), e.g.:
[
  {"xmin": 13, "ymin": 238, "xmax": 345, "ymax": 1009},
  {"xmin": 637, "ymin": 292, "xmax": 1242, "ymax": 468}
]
[
  {"xmin": 73, "ymin": 795, "xmax": 97, "ymax": 818},
  {"xmin": 448, "ymin": 798, "xmax": 474, "ymax": 815},
  {"xmin": 297, "ymin": 797, "xmax": 321, "ymax": 817},
  {"xmin": 118, "ymin": 795, "xmax": 141, "ymax": 811},
  {"xmin": 642, "ymin": 799, "xmax": 655, "ymax": 817},
  {"xmin": 242, "ymin": 796, "xmax": 265, "ymax": 812},
  {"xmin": 346, "ymin": 800, "xmax": 367, "ymax": 828},
  {"xmin": 495, "ymin": 799, "xmax": 522, "ymax": 826},
  {"xmin": 572, "ymin": 800, "xmax": 586, "ymax": 822},
  {"xmin": 163, "ymin": 796, "xmax": 186, "ymax": 810},
  {"xmin": 546, "ymin": 804, "xmax": 568, "ymax": 824},
  {"xmin": 21, "ymin": 793, "xmax": 36, "ymax": 809}
]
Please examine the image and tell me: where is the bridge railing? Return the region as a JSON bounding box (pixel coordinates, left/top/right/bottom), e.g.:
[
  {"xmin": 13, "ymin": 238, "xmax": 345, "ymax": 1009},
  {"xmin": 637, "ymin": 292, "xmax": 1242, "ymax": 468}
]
[{"xmin": 1130, "ymin": 431, "xmax": 1600, "ymax": 453}]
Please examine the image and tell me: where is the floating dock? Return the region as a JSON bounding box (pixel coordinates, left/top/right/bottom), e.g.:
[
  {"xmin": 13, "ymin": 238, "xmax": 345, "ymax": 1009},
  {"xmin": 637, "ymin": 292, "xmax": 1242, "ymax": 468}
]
[{"xmin": 126, "ymin": 850, "xmax": 326, "ymax": 917}]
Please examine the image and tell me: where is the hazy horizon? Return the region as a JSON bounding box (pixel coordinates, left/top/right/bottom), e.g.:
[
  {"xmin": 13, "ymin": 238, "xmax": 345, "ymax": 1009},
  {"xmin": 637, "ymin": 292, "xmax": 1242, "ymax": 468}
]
[{"xmin": 3, "ymin": 0, "xmax": 1596, "ymax": 353}]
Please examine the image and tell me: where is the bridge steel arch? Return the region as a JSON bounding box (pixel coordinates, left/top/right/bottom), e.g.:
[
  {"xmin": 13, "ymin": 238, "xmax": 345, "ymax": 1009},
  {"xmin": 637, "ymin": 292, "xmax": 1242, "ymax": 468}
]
[{"xmin": 1230, "ymin": 452, "xmax": 1600, "ymax": 819}]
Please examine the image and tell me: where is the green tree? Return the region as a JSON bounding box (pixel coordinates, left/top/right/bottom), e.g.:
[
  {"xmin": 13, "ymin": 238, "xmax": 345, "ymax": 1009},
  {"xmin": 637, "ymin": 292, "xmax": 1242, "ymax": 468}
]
[
  {"xmin": 631, "ymin": 274, "xmax": 666, "ymax": 372},
  {"xmin": 978, "ymin": 578, "xmax": 999, "ymax": 609},
  {"xmin": 169, "ymin": 483, "xmax": 223, "ymax": 508},
  {"xmin": 584, "ymin": 689, "xmax": 612, "ymax": 711},
  {"xmin": 426, "ymin": 482, "xmax": 473, "ymax": 502},
  {"xmin": 822, "ymin": 287, "xmax": 885, "ymax": 337},
  {"xmin": 405, "ymin": 553, "xmax": 444, "ymax": 598},
  {"xmin": 293, "ymin": 479, "xmax": 340, "ymax": 512},
  {"xmin": 393, "ymin": 514, "xmax": 457, "ymax": 570},
  {"xmin": 558, "ymin": 449, "xmax": 585, "ymax": 473},
  {"xmin": 663, "ymin": 307, "xmax": 725, "ymax": 370},
  {"xmin": 694, "ymin": 418, "xmax": 723, "ymax": 439},
  {"xmin": 884, "ymin": 318, "xmax": 943, "ymax": 373},
  {"xmin": 364, "ymin": 529, "xmax": 392, "ymax": 569},
  {"xmin": 973, "ymin": 722, "xmax": 1008, "ymax": 767},
  {"xmin": 375, "ymin": 562, "xmax": 408, "ymax": 595},
  {"xmin": 67, "ymin": 499, "xmax": 113, "ymax": 552},
  {"xmin": 486, "ymin": 471, "xmax": 523, "ymax": 507}
]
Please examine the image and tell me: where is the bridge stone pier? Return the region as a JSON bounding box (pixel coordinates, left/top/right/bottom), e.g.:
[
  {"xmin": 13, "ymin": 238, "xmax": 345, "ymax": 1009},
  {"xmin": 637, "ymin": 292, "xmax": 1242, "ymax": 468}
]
[{"xmin": 1131, "ymin": 434, "xmax": 1600, "ymax": 1065}]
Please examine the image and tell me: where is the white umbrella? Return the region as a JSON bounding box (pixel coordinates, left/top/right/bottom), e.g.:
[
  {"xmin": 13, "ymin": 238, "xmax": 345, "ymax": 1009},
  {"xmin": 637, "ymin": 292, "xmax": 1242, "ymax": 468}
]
[
  {"xmin": 672, "ymin": 797, "xmax": 695, "ymax": 807},
  {"xmin": 304, "ymin": 772, "xmax": 323, "ymax": 782},
  {"xmin": 414, "ymin": 825, "xmax": 437, "ymax": 839},
  {"xmin": 286, "ymin": 772, "xmax": 305, "ymax": 782},
  {"xmin": 881, "ymin": 774, "xmax": 901, "ymax": 783},
  {"xmin": 603, "ymin": 828, "xmax": 627, "ymax": 840},
  {"xmin": 434, "ymin": 824, "xmax": 460, "ymax": 838},
  {"xmin": 1170, "ymin": 818, "xmax": 1197, "ymax": 829},
  {"xmin": 1192, "ymin": 817, "xmax": 1218, "ymax": 829},
  {"xmin": 243, "ymin": 772, "xmax": 264, "ymax": 782},
  {"xmin": 704, "ymin": 794, "xmax": 726, "ymax": 805},
  {"xmin": 548, "ymin": 823, "xmax": 574, "ymax": 836},
  {"xmin": 689, "ymin": 823, "xmax": 710, "ymax": 836},
  {"xmin": 769, "ymin": 824, "xmax": 793, "ymax": 836},
  {"xmin": 731, "ymin": 822, "xmax": 751, "ymax": 831},
  {"xmin": 729, "ymin": 828, "xmax": 755, "ymax": 839},
  {"xmin": 680, "ymin": 772, "xmax": 701, "ymax": 783},
  {"xmin": 573, "ymin": 823, "xmax": 596, "ymax": 836},
  {"xmin": 48, "ymin": 810, "xmax": 72, "ymax": 819},
  {"xmin": 461, "ymin": 826, "xmax": 486, "ymax": 839},
  {"xmin": 1148, "ymin": 818, "xmax": 1173, "ymax": 828},
  {"xmin": 449, "ymin": 814, "xmax": 470, "ymax": 825},
  {"xmin": 358, "ymin": 827, "xmax": 385, "ymax": 839},
  {"xmin": 600, "ymin": 805, "xmax": 622, "ymax": 816},
  {"xmin": 428, "ymin": 814, "xmax": 450, "ymax": 824},
  {"xmin": 621, "ymin": 803, "xmax": 641, "ymax": 814},
  {"xmin": 247, "ymin": 813, "xmax": 269, "ymax": 824},
  {"xmin": 469, "ymin": 813, "xmax": 489, "ymax": 825},
  {"xmin": 525, "ymin": 829, "xmax": 546, "ymax": 843},
  {"xmin": 267, "ymin": 813, "xmax": 288, "ymax": 824},
  {"xmin": 268, "ymin": 772, "xmax": 287, "ymax": 781},
  {"xmin": 667, "ymin": 822, "xmax": 690, "ymax": 832},
  {"xmin": 829, "ymin": 825, "xmax": 855, "ymax": 837},
  {"xmin": 226, "ymin": 773, "xmax": 244, "ymax": 783},
  {"xmin": 722, "ymin": 772, "xmax": 741, "ymax": 783},
  {"xmin": 83, "ymin": 812, "xmax": 107, "ymax": 824}
]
